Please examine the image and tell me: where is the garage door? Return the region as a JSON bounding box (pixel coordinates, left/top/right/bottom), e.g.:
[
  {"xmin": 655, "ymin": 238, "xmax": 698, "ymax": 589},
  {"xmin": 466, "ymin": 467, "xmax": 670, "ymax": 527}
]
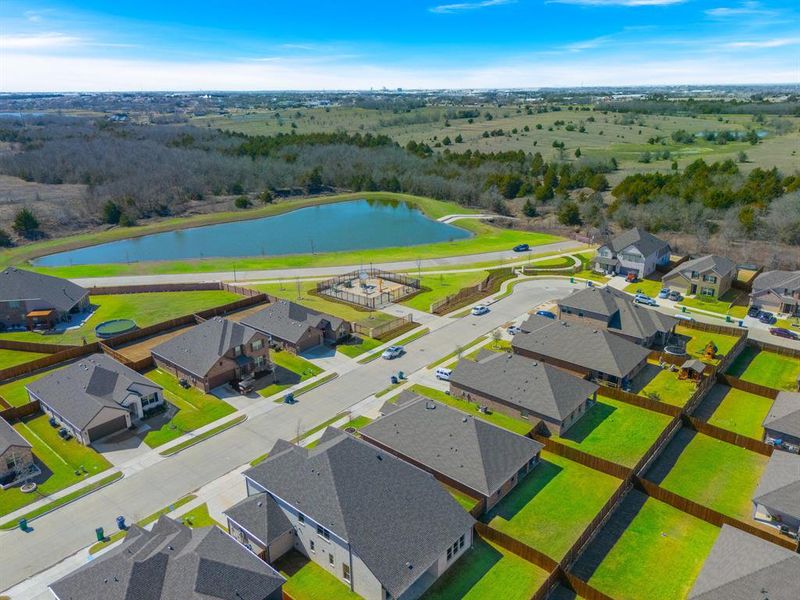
[{"xmin": 87, "ymin": 415, "xmax": 128, "ymax": 442}]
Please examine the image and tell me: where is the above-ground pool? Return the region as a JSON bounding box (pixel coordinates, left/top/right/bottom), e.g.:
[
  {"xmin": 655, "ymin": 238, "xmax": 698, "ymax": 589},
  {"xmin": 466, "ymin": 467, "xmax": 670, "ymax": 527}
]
[{"xmin": 95, "ymin": 319, "xmax": 138, "ymax": 338}]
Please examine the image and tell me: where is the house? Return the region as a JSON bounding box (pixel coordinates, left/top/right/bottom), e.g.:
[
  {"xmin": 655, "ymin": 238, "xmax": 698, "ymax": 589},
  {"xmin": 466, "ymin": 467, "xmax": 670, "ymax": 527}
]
[
  {"xmin": 0, "ymin": 417, "xmax": 36, "ymax": 487},
  {"xmin": 752, "ymin": 451, "xmax": 800, "ymax": 536},
  {"xmin": 151, "ymin": 317, "xmax": 270, "ymax": 392},
  {"xmin": 48, "ymin": 515, "xmax": 284, "ymax": 600},
  {"xmin": 27, "ymin": 354, "xmax": 164, "ymax": 445},
  {"xmin": 593, "ymin": 227, "xmax": 670, "ymax": 278},
  {"xmin": 750, "ymin": 270, "xmax": 800, "ymax": 316},
  {"xmin": 557, "ymin": 286, "xmax": 677, "ymax": 346},
  {"xmin": 449, "ymin": 352, "xmax": 599, "ymax": 435},
  {"xmin": 359, "ymin": 395, "xmax": 544, "ymax": 511},
  {"xmin": 688, "ymin": 524, "xmax": 800, "ymax": 600},
  {"xmin": 763, "ymin": 392, "xmax": 800, "ymax": 453},
  {"xmin": 662, "ymin": 255, "xmax": 737, "ymax": 299},
  {"xmin": 512, "ymin": 315, "xmax": 652, "ymax": 388},
  {"xmin": 241, "ymin": 300, "xmax": 351, "ymax": 353},
  {"xmin": 235, "ymin": 429, "xmax": 474, "ymax": 600},
  {"xmin": 0, "ymin": 267, "xmax": 89, "ymax": 331}
]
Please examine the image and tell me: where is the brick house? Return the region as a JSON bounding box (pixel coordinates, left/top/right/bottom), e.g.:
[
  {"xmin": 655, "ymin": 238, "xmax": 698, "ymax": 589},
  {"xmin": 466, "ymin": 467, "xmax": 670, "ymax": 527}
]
[
  {"xmin": 662, "ymin": 255, "xmax": 737, "ymax": 299},
  {"xmin": 593, "ymin": 228, "xmax": 670, "ymax": 278},
  {"xmin": 0, "ymin": 417, "xmax": 36, "ymax": 487},
  {"xmin": 750, "ymin": 270, "xmax": 800, "ymax": 316},
  {"xmin": 0, "ymin": 267, "xmax": 89, "ymax": 331}
]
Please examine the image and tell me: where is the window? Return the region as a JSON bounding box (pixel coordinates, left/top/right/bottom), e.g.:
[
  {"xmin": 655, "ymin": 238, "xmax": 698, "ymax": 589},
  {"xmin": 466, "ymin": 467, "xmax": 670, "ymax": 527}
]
[
  {"xmin": 255, "ymin": 356, "xmax": 266, "ymax": 369},
  {"xmin": 452, "ymin": 541, "xmax": 459, "ymax": 556},
  {"xmin": 328, "ymin": 553, "xmax": 335, "ymax": 567},
  {"xmin": 447, "ymin": 547, "xmax": 452, "ymax": 561},
  {"xmin": 459, "ymin": 535, "xmax": 465, "ymax": 549},
  {"xmin": 701, "ymin": 287, "xmax": 716, "ymax": 297},
  {"xmin": 298, "ymin": 513, "xmax": 305, "ymax": 524},
  {"xmin": 252, "ymin": 339, "xmax": 263, "ymax": 351},
  {"xmin": 690, "ymin": 271, "xmax": 700, "ymax": 279},
  {"xmin": 343, "ymin": 564, "xmax": 351, "ymax": 582},
  {"xmin": 703, "ymin": 275, "xmax": 717, "ymax": 283},
  {"xmin": 317, "ymin": 525, "xmax": 330, "ymax": 540},
  {"xmin": 234, "ymin": 345, "xmax": 243, "ymax": 357},
  {"xmin": 309, "ymin": 539, "xmax": 315, "ymax": 553}
]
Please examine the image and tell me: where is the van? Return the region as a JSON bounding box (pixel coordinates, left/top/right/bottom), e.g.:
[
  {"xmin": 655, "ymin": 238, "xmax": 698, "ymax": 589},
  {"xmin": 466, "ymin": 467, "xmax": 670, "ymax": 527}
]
[{"xmin": 435, "ymin": 367, "xmax": 452, "ymax": 381}]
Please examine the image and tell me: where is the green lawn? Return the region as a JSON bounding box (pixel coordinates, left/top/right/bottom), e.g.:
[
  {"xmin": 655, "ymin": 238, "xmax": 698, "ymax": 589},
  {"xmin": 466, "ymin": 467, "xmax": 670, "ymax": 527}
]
[
  {"xmin": 0, "ymin": 290, "xmax": 241, "ymax": 346},
  {"xmin": 675, "ymin": 325, "xmax": 741, "ymax": 365},
  {"xmin": 727, "ymin": 347, "xmax": 800, "ymax": 391},
  {"xmin": 680, "ymin": 290, "xmax": 748, "ymax": 319},
  {"xmin": 587, "ymin": 497, "xmax": 719, "ymax": 600},
  {"xmin": 426, "ymin": 334, "xmax": 488, "ymax": 369},
  {"xmin": 624, "ymin": 279, "xmax": 664, "ymax": 298},
  {"xmin": 484, "ymin": 452, "xmax": 621, "ymax": 560},
  {"xmin": 555, "ymin": 395, "xmax": 672, "ymax": 467},
  {"xmin": 338, "ymin": 415, "xmax": 373, "ymax": 430},
  {"xmin": 705, "ymin": 386, "xmax": 774, "ymax": 439},
  {"xmin": 142, "ymin": 369, "xmax": 236, "ymax": 447},
  {"xmin": 445, "ymin": 485, "xmax": 481, "ymax": 512},
  {"xmin": 464, "ymin": 339, "xmax": 510, "ymax": 360},
  {"xmin": 0, "ymin": 368, "xmax": 63, "ymax": 407},
  {"xmin": 654, "ymin": 431, "xmax": 768, "ymax": 520},
  {"xmin": 639, "ymin": 368, "xmax": 698, "ymax": 408},
  {"xmin": 179, "ymin": 502, "xmax": 222, "ymax": 529},
  {"xmin": 0, "ymin": 348, "xmax": 48, "ymax": 370},
  {"xmin": 422, "ymin": 537, "xmax": 549, "ymax": 600},
  {"xmin": 410, "ymin": 384, "xmax": 533, "ymax": 436},
  {"xmin": 0, "ymin": 413, "xmax": 112, "ymax": 516},
  {"xmin": 400, "ymin": 271, "xmax": 489, "ymax": 312},
  {"xmin": 335, "ymin": 335, "xmax": 382, "ymax": 358},
  {"xmin": 276, "ymin": 550, "xmax": 361, "ymax": 600},
  {"xmin": 258, "ymin": 350, "xmax": 324, "ymax": 397}
]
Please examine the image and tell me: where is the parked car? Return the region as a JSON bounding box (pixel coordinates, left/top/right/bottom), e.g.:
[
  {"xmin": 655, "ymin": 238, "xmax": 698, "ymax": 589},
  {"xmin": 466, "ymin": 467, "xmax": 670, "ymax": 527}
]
[
  {"xmin": 535, "ymin": 310, "xmax": 556, "ymax": 319},
  {"xmin": 472, "ymin": 305, "xmax": 489, "ymax": 316},
  {"xmin": 507, "ymin": 325, "xmax": 522, "ymax": 335},
  {"xmin": 769, "ymin": 328, "xmax": 799, "ymax": 340},
  {"xmin": 382, "ymin": 345, "xmax": 405, "ymax": 360},
  {"xmin": 625, "ymin": 272, "xmax": 638, "ymax": 283},
  {"xmin": 435, "ymin": 367, "xmax": 453, "ymax": 381},
  {"xmin": 674, "ymin": 313, "xmax": 694, "ymax": 322},
  {"xmin": 634, "ymin": 294, "xmax": 657, "ymax": 306},
  {"xmin": 747, "ymin": 306, "xmax": 761, "ymax": 318},
  {"xmin": 658, "ymin": 288, "xmax": 670, "ymax": 299},
  {"xmin": 513, "ymin": 243, "xmax": 530, "ymax": 252},
  {"xmin": 758, "ymin": 311, "xmax": 776, "ymax": 324},
  {"xmin": 668, "ymin": 291, "xmax": 683, "ymax": 302}
]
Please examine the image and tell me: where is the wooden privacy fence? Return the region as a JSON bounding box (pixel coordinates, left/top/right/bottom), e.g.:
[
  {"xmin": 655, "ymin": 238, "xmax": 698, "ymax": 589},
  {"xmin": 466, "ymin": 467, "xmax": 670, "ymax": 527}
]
[
  {"xmin": 597, "ymin": 386, "xmax": 682, "ymax": 418},
  {"xmin": 714, "ymin": 333, "xmax": 749, "ymax": 375},
  {"xmin": 532, "ymin": 434, "xmax": 631, "ymax": 480},
  {"xmin": 631, "ymin": 416, "xmax": 683, "ymax": 476},
  {"xmin": 0, "ymin": 400, "xmax": 41, "ymax": 423},
  {"xmin": 474, "ymin": 522, "xmax": 559, "ymax": 572},
  {"xmin": 0, "ymin": 342, "xmax": 101, "ymax": 382},
  {"xmin": 717, "ymin": 373, "xmax": 779, "ymax": 400},
  {"xmin": 352, "ymin": 314, "xmax": 414, "ymax": 340},
  {"xmin": 681, "ymin": 319, "xmax": 744, "ymax": 337},
  {"xmin": 683, "ymin": 415, "xmax": 774, "ymax": 456},
  {"xmin": 89, "ymin": 282, "xmax": 224, "ymax": 295},
  {"xmin": 562, "ymin": 572, "xmax": 616, "ymax": 600},
  {"xmin": 0, "ymin": 339, "xmax": 78, "ymax": 354},
  {"xmin": 748, "ymin": 337, "xmax": 800, "ymax": 359},
  {"xmin": 430, "ymin": 268, "xmax": 514, "ymax": 314}
]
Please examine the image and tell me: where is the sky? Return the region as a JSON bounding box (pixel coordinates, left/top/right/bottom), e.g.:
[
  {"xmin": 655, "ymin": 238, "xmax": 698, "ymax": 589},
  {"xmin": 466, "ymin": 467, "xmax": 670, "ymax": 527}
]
[{"xmin": 1, "ymin": 0, "xmax": 798, "ymax": 91}]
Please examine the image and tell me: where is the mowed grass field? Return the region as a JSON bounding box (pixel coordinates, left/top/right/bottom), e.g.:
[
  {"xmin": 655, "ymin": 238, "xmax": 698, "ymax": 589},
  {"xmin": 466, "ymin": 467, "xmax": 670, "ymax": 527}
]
[
  {"xmin": 0, "ymin": 290, "xmax": 241, "ymax": 346},
  {"xmin": 422, "ymin": 536, "xmax": 549, "ymax": 600},
  {"xmin": 675, "ymin": 325, "xmax": 741, "ymax": 365},
  {"xmin": 638, "ymin": 368, "xmax": 698, "ymax": 408},
  {"xmin": 275, "ymin": 550, "xmax": 361, "ymax": 600},
  {"xmin": 727, "ymin": 347, "xmax": 800, "ymax": 391},
  {"xmin": 704, "ymin": 386, "xmax": 774, "ymax": 439},
  {"xmin": 400, "ymin": 270, "xmax": 490, "ymax": 312},
  {"xmin": 258, "ymin": 350, "xmax": 323, "ymax": 398},
  {"xmin": 0, "ymin": 348, "xmax": 48, "ymax": 370},
  {"xmin": 0, "ymin": 367, "xmax": 64, "ymax": 407},
  {"xmin": 554, "ymin": 395, "xmax": 672, "ymax": 467},
  {"xmin": 586, "ymin": 495, "xmax": 719, "ymax": 600},
  {"xmin": 484, "ymin": 452, "xmax": 621, "ymax": 560}
]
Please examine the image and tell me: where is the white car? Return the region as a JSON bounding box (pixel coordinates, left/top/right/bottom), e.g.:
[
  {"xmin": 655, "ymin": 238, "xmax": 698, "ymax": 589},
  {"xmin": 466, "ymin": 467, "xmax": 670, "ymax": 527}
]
[
  {"xmin": 382, "ymin": 345, "xmax": 404, "ymax": 360},
  {"xmin": 472, "ymin": 305, "xmax": 489, "ymax": 316},
  {"xmin": 435, "ymin": 367, "xmax": 452, "ymax": 381},
  {"xmin": 507, "ymin": 326, "xmax": 522, "ymax": 335}
]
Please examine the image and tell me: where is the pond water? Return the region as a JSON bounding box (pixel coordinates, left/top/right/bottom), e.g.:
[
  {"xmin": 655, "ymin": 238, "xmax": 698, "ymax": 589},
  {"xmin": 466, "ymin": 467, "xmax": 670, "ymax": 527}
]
[{"xmin": 33, "ymin": 199, "xmax": 472, "ymax": 266}]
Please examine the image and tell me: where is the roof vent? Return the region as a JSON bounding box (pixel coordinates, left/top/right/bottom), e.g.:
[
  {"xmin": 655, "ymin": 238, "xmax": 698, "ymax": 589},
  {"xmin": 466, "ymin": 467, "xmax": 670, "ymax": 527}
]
[
  {"xmin": 377, "ymin": 455, "xmax": 383, "ymax": 461},
  {"xmin": 406, "ymin": 562, "xmax": 413, "ymax": 570}
]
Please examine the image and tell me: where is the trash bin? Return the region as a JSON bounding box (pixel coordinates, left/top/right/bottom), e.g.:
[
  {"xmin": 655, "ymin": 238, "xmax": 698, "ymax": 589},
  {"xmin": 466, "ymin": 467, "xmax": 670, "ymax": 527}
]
[
  {"xmin": 18, "ymin": 518, "xmax": 27, "ymax": 531},
  {"xmin": 725, "ymin": 315, "xmax": 732, "ymax": 323},
  {"xmin": 116, "ymin": 516, "xmax": 126, "ymax": 530},
  {"xmin": 390, "ymin": 375, "xmax": 398, "ymax": 384},
  {"xmin": 682, "ymin": 306, "xmax": 687, "ymax": 313},
  {"xmin": 283, "ymin": 393, "xmax": 295, "ymax": 404},
  {"xmin": 570, "ymin": 277, "xmax": 574, "ymax": 283},
  {"xmin": 398, "ymin": 371, "xmax": 405, "ymax": 380},
  {"xmin": 95, "ymin": 527, "xmax": 105, "ymax": 542},
  {"xmin": 739, "ymin": 320, "xmax": 744, "ymax": 327}
]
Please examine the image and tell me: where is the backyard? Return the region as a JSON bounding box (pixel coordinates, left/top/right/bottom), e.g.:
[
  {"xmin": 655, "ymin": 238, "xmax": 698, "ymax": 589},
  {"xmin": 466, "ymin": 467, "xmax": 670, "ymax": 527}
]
[
  {"xmin": 727, "ymin": 347, "xmax": 800, "ymax": 391},
  {"xmin": 142, "ymin": 369, "xmax": 237, "ymax": 448},
  {"xmin": 483, "ymin": 452, "xmax": 621, "ymax": 560},
  {"xmin": 258, "ymin": 350, "xmax": 324, "ymax": 398},
  {"xmin": 0, "ymin": 348, "xmax": 47, "ymax": 370},
  {"xmin": 585, "ymin": 494, "xmax": 719, "ymax": 600},
  {"xmin": 637, "ymin": 367, "xmax": 698, "ymax": 408},
  {"xmin": 275, "ymin": 550, "xmax": 361, "ymax": 600},
  {"xmin": 701, "ymin": 385, "xmax": 774, "ymax": 439},
  {"xmin": 554, "ymin": 395, "xmax": 672, "ymax": 467},
  {"xmin": 0, "ymin": 413, "xmax": 112, "ymax": 516},
  {"xmin": 0, "ymin": 368, "xmax": 63, "ymax": 407},
  {"xmin": 675, "ymin": 325, "xmax": 741, "ymax": 365},
  {"xmin": 647, "ymin": 430, "xmax": 769, "ymax": 520},
  {"xmin": 0, "ymin": 290, "xmax": 242, "ymax": 346},
  {"xmin": 422, "ymin": 536, "xmax": 549, "ymax": 600}
]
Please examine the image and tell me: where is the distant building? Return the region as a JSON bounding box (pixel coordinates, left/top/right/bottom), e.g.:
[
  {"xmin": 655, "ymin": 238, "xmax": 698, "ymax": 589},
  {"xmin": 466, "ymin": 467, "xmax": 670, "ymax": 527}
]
[
  {"xmin": 0, "ymin": 267, "xmax": 89, "ymax": 331},
  {"xmin": 752, "ymin": 451, "xmax": 800, "ymax": 536},
  {"xmin": 593, "ymin": 228, "xmax": 670, "ymax": 278},
  {"xmin": 750, "ymin": 270, "xmax": 800, "ymax": 316},
  {"xmin": 662, "ymin": 255, "xmax": 737, "ymax": 299},
  {"xmin": 241, "ymin": 300, "xmax": 351, "ymax": 353},
  {"xmin": 49, "ymin": 516, "xmax": 285, "ymax": 600},
  {"xmin": 763, "ymin": 391, "xmax": 800, "ymax": 453},
  {"xmin": 0, "ymin": 417, "xmax": 35, "ymax": 486}
]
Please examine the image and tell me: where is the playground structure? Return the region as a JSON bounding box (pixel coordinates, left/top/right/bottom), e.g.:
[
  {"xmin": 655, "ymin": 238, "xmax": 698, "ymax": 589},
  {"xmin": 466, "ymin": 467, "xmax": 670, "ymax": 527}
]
[{"xmin": 317, "ymin": 268, "xmax": 421, "ymax": 310}]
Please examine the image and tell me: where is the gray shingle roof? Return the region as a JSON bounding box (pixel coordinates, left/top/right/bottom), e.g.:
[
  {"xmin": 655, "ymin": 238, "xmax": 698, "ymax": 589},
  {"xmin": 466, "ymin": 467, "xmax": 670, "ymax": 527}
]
[
  {"xmin": 0, "ymin": 416, "xmax": 31, "ymax": 455},
  {"xmin": 513, "ymin": 315, "xmax": 652, "ymax": 379},
  {"xmin": 664, "ymin": 255, "xmax": 737, "ymax": 282},
  {"xmin": 49, "ymin": 516, "xmax": 284, "ymax": 600},
  {"xmin": 360, "ymin": 396, "xmax": 542, "ymax": 496},
  {"xmin": 151, "ymin": 317, "xmax": 261, "ymax": 378},
  {"xmin": 558, "ymin": 286, "xmax": 677, "ymax": 342},
  {"xmin": 241, "ymin": 300, "xmax": 345, "ymax": 345},
  {"xmin": 753, "ymin": 450, "xmax": 800, "ymax": 519},
  {"xmin": 26, "ymin": 354, "xmax": 161, "ymax": 430},
  {"xmin": 752, "ymin": 270, "xmax": 800, "ymax": 296},
  {"xmin": 224, "ymin": 492, "xmax": 292, "ymax": 547},
  {"xmin": 0, "ymin": 267, "xmax": 88, "ymax": 312},
  {"xmin": 763, "ymin": 392, "xmax": 800, "ymax": 440},
  {"xmin": 244, "ymin": 429, "xmax": 474, "ymax": 598},
  {"xmin": 604, "ymin": 228, "xmax": 669, "ymax": 257},
  {"xmin": 450, "ymin": 352, "xmax": 598, "ymax": 423},
  {"xmin": 688, "ymin": 524, "xmax": 800, "ymax": 600}
]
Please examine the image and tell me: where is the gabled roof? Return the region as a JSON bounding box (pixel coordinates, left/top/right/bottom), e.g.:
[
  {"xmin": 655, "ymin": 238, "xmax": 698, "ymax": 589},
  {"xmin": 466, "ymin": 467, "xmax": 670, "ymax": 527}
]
[
  {"xmin": 751, "ymin": 270, "xmax": 800, "ymax": 299},
  {"xmin": 558, "ymin": 286, "xmax": 677, "ymax": 341},
  {"xmin": 27, "ymin": 354, "xmax": 161, "ymax": 430},
  {"xmin": 244, "ymin": 430, "xmax": 474, "ymax": 599},
  {"xmin": 603, "ymin": 228, "xmax": 669, "ymax": 257},
  {"xmin": 0, "ymin": 416, "xmax": 31, "ymax": 455},
  {"xmin": 450, "ymin": 352, "xmax": 598, "ymax": 422},
  {"xmin": 664, "ymin": 255, "xmax": 737, "ymax": 281},
  {"xmin": 762, "ymin": 392, "xmax": 800, "ymax": 440},
  {"xmin": 360, "ymin": 396, "xmax": 543, "ymax": 496},
  {"xmin": 241, "ymin": 300, "xmax": 345, "ymax": 344},
  {"xmin": 49, "ymin": 516, "xmax": 284, "ymax": 600},
  {"xmin": 152, "ymin": 317, "xmax": 262, "ymax": 378},
  {"xmin": 514, "ymin": 315, "xmax": 652, "ymax": 378},
  {"xmin": 0, "ymin": 267, "xmax": 88, "ymax": 312},
  {"xmin": 224, "ymin": 492, "xmax": 292, "ymax": 547},
  {"xmin": 753, "ymin": 450, "xmax": 800, "ymax": 518},
  {"xmin": 688, "ymin": 524, "xmax": 800, "ymax": 600}
]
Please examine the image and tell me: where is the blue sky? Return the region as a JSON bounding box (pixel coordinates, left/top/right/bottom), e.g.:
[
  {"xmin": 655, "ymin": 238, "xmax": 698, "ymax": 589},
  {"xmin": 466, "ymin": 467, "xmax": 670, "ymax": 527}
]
[{"xmin": 2, "ymin": 0, "xmax": 798, "ymax": 91}]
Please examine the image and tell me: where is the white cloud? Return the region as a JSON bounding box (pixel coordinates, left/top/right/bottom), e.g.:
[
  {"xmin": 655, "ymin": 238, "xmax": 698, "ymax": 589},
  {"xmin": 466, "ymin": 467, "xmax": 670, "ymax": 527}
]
[
  {"xmin": 725, "ymin": 38, "xmax": 799, "ymax": 48},
  {"xmin": 0, "ymin": 32, "xmax": 83, "ymax": 50},
  {"xmin": 429, "ymin": 0, "xmax": 516, "ymax": 15},
  {"xmin": 548, "ymin": 0, "xmax": 685, "ymax": 6},
  {"xmin": 706, "ymin": 2, "xmax": 773, "ymax": 18}
]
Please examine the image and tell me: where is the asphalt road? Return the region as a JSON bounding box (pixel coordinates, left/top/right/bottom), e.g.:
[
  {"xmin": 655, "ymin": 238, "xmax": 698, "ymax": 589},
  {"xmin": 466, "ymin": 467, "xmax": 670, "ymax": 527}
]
[{"xmin": 0, "ymin": 278, "xmax": 574, "ymax": 591}]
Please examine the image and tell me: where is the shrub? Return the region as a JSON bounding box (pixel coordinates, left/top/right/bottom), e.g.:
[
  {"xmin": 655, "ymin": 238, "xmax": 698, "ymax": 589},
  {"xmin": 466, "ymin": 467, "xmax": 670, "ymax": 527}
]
[
  {"xmin": 234, "ymin": 196, "xmax": 252, "ymax": 209},
  {"xmin": 13, "ymin": 208, "xmax": 40, "ymax": 238},
  {"xmin": 0, "ymin": 228, "xmax": 12, "ymax": 247}
]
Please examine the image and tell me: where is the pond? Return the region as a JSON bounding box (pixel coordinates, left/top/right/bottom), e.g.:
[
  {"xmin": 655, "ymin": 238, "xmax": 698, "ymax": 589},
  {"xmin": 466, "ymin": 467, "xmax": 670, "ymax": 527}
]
[{"xmin": 33, "ymin": 199, "xmax": 472, "ymax": 266}]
